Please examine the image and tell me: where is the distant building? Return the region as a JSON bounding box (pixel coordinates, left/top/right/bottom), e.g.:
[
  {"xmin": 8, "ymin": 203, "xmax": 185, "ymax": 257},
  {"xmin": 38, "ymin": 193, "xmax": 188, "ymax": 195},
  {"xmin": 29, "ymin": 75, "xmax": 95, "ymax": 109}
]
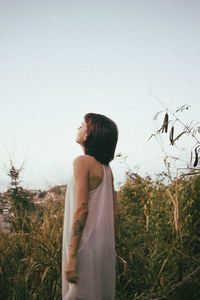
[{"xmin": 3, "ymin": 208, "xmax": 9, "ymax": 215}]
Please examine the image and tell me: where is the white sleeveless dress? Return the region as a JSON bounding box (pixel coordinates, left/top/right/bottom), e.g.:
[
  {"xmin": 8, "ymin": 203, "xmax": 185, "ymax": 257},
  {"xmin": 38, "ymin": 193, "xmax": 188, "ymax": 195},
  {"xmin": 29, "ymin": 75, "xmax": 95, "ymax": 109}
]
[{"xmin": 62, "ymin": 164, "xmax": 116, "ymax": 300}]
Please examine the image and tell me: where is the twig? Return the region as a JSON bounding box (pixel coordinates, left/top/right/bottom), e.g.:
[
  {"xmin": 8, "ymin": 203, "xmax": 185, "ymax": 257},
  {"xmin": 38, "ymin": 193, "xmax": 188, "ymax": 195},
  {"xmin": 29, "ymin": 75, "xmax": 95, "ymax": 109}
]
[
  {"xmin": 165, "ymin": 266, "xmax": 200, "ymax": 296},
  {"xmin": 149, "ymin": 91, "xmax": 200, "ymax": 145},
  {"xmin": 132, "ymin": 266, "xmax": 200, "ymax": 300}
]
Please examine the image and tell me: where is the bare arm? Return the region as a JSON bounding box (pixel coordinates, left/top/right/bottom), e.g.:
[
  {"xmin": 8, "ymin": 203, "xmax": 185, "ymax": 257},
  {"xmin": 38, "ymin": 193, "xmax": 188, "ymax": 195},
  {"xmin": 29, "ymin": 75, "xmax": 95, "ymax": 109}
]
[{"xmin": 68, "ymin": 156, "xmax": 89, "ymax": 258}]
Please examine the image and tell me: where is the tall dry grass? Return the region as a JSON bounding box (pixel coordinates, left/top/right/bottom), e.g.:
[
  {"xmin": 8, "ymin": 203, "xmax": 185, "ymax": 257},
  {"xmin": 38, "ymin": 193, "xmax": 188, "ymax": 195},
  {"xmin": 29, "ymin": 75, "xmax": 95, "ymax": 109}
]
[
  {"xmin": 0, "ymin": 196, "xmax": 64, "ymax": 300},
  {"xmin": 1, "ymin": 173, "xmax": 200, "ymax": 299}
]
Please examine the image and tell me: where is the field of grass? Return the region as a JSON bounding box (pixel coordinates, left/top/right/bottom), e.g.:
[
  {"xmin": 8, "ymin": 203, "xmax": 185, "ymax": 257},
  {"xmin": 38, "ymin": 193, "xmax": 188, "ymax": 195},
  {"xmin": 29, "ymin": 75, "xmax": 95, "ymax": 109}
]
[{"xmin": 0, "ymin": 171, "xmax": 200, "ymax": 299}]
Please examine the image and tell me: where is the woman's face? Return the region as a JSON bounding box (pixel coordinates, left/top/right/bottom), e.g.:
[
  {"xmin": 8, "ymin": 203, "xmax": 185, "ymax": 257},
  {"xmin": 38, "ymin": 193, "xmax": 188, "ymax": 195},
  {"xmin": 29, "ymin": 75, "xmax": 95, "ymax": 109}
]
[{"xmin": 76, "ymin": 120, "xmax": 87, "ymax": 145}]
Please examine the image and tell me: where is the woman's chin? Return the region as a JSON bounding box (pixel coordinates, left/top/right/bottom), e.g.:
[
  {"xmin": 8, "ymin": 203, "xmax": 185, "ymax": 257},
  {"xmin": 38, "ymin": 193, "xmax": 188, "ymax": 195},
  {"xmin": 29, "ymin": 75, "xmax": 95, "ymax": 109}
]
[{"xmin": 76, "ymin": 138, "xmax": 82, "ymax": 145}]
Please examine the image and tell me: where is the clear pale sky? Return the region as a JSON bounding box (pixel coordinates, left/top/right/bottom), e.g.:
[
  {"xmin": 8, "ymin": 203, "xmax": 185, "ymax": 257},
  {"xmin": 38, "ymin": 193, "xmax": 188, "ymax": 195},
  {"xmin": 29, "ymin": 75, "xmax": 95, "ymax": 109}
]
[{"xmin": 1, "ymin": 0, "xmax": 200, "ymax": 192}]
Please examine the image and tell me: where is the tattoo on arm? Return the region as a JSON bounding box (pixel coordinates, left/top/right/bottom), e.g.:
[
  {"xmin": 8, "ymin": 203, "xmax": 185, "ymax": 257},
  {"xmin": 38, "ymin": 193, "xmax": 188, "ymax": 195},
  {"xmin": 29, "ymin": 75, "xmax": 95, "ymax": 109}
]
[{"xmin": 72, "ymin": 220, "xmax": 84, "ymax": 236}]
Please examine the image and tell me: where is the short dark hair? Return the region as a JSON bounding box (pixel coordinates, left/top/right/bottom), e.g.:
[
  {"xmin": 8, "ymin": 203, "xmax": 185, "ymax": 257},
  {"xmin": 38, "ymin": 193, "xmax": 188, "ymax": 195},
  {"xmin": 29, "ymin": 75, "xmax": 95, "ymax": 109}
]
[{"xmin": 83, "ymin": 113, "xmax": 118, "ymax": 165}]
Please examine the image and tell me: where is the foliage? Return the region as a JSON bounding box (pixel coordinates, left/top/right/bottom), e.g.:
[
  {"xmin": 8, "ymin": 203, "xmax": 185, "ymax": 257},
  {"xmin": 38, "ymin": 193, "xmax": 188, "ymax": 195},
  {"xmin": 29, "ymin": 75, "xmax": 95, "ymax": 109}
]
[
  {"xmin": 5, "ymin": 164, "xmax": 36, "ymax": 233},
  {"xmin": 0, "ymin": 194, "xmax": 64, "ymax": 300},
  {"xmin": 115, "ymin": 171, "xmax": 200, "ymax": 299},
  {"xmin": 1, "ymin": 165, "xmax": 200, "ymax": 299}
]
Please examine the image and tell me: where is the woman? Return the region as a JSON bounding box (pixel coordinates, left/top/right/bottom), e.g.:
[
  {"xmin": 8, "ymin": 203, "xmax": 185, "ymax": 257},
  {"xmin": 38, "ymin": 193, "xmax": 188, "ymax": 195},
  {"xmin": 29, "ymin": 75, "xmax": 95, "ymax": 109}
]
[{"xmin": 62, "ymin": 113, "xmax": 119, "ymax": 300}]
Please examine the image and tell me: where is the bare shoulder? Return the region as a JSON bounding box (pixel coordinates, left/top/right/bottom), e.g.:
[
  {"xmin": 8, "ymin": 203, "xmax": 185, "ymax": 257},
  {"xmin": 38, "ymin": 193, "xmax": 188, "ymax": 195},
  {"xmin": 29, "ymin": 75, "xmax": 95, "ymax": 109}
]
[{"xmin": 73, "ymin": 155, "xmax": 91, "ymax": 170}]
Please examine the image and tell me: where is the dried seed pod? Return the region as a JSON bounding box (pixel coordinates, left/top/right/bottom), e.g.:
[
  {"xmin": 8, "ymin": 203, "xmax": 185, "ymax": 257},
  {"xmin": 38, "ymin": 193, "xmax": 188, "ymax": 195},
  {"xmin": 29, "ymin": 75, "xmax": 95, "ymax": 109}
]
[
  {"xmin": 190, "ymin": 151, "xmax": 193, "ymax": 165},
  {"xmin": 193, "ymin": 147, "xmax": 199, "ymax": 167},
  {"xmin": 169, "ymin": 126, "xmax": 174, "ymax": 145},
  {"xmin": 162, "ymin": 113, "xmax": 169, "ymax": 133}
]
